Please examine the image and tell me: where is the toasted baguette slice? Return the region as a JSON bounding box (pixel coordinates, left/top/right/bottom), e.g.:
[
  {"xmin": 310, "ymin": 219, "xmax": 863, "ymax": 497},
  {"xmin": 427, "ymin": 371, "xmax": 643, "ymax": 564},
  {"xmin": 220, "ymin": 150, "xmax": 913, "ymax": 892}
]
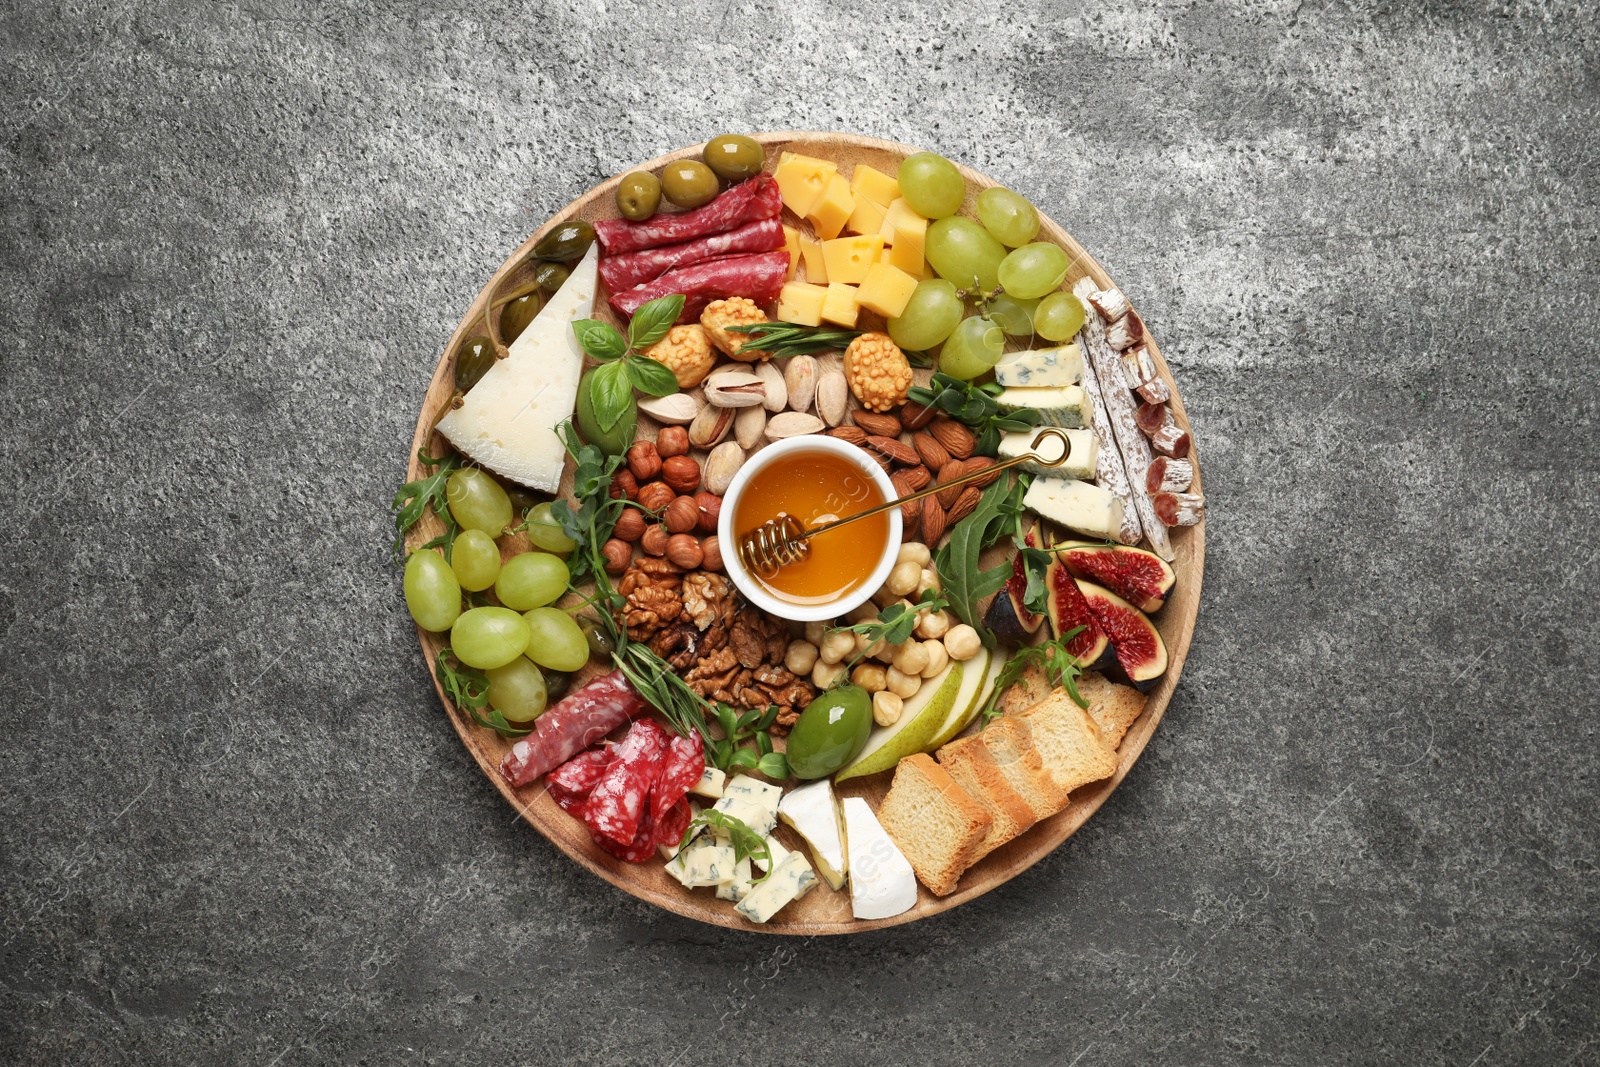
[
  {"xmin": 936, "ymin": 737, "xmax": 1038, "ymax": 861},
  {"xmin": 967, "ymin": 717, "xmax": 1073, "ymax": 820},
  {"xmin": 1076, "ymin": 672, "xmax": 1147, "ymax": 748},
  {"xmin": 1019, "ymin": 690, "xmax": 1118, "ymax": 796},
  {"xmin": 999, "ymin": 661, "xmax": 1052, "ymax": 717},
  {"xmin": 876, "ymin": 754, "xmax": 992, "ymax": 897}
]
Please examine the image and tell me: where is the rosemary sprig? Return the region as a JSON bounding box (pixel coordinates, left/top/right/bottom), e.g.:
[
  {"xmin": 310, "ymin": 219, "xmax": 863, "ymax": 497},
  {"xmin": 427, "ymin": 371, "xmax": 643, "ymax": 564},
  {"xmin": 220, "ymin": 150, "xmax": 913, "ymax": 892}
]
[{"xmin": 728, "ymin": 322, "xmax": 864, "ymax": 359}]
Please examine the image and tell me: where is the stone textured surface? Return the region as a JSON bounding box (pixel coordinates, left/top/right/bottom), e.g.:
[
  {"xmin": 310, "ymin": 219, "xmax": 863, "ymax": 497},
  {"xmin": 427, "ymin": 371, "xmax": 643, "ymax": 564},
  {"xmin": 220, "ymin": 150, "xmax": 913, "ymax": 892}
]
[{"xmin": 3, "ymin": 1, "xmax": 1598, "ymax": 1064}]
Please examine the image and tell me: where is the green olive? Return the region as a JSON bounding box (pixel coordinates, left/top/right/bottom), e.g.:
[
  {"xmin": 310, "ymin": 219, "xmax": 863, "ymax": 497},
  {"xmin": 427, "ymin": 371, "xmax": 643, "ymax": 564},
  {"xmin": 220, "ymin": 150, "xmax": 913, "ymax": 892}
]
[
  {"xmin": 498, "ymin": 292, "xmax": 540, "ymax": 345},
  {"xmin": 454, "ymin": 335, "xmax": 498, "ymax": 393},
  {"xmin": 532, "ymin": 261, "xmax": 569, "ymax": 292},
  {"xmin": 660, "ymin": 160, "xmax": 719, "ymax": 208},
  {"xmin": 532, "ymin": 219, "xmax": 595, "ymax": 260},
  {"xmin": 503, "ymin": 483, "xmax": 544, "ymax": 517},
  {"xmin": 577, "ymin": 616, "xmax": 614, "ymax": 661},
  {"xmin": 702, "ymin": 134, "xmax": 764, "ymax": 182},
  {"xmin": 784, "ymin": 686, "xmax": 872, "ymax": 779},
  {"xmin": 616, "ymin": 171, "xmax": 662, "ymax": 221},
  {"xmin": 543, "ymin": 669, "xmax": 573, "ymax": 702}
]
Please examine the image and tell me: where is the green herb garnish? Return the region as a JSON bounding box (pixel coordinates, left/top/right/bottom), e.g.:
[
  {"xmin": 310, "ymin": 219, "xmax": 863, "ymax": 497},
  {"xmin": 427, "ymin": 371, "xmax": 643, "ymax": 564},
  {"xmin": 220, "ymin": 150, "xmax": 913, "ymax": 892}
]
[
  {"xmin": 571, "ymin": 294, "xmax": 685, "ymax": 433},
  {"xmin": 907, "ymin": 372, "xmax": 1042, "ymax": 456},
  {"xmin": 392, "ymin": 448, "xmax": 461, "ymax": 560},
  {"xmin": 727, "ymin": 322, "xmax": 865, "ymax": 359},
  {"xmin": 977, "ymin": 628, "xmax": 1088, "ymax": 727},
  {"xmin": 678, "ymin": 809, "xmax": 773, "ymax": 870},
  {"xmin": 933, "ymin": 476, "xmax": 1029, "ymax": 644},
  {"xmin": 825, "ymin": 590, "xmax": 949, "ymax": 675}
]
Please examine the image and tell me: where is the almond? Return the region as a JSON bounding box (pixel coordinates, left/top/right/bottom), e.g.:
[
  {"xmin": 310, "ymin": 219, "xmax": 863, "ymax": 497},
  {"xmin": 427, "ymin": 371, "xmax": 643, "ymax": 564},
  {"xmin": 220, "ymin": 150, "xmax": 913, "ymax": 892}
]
[
  {"xmin": 867, "ymin": 435, "xmax": 919, "ymax": 465},
  {"xmin": 900, "ymin": 465, "xmax": 931, "ymax": 491},
  {"xmin": 900, "ymin": 400, "xmax": 937, "ymax": 430},
  {"xmin": 828, "ymin": 426, "xmax": 868, "ymax": 445},
  {"xmin": 929, "ymin": 417, "xmax": 976, "ymax": 459},
  {"xmin": 946, "ymin": 486, "xmax": 983, "ymax": 525},
  {"xmin": 912, "ymin": 431, "xmax": 951, "ymax": 471},
  {"xmin": 921, "ymin": 495, "xmax": 947, "ymax": 546},
  {"xmin": 852, "ymin": 410, "xmax": 902, "ymax": 437},
  {"xmin": 936, "ymin": 459, "xmax": 975, "ymax": 508},
  {"xmin": 963, "ymin": 456, "xmax": 1000, "ymax": 490}
]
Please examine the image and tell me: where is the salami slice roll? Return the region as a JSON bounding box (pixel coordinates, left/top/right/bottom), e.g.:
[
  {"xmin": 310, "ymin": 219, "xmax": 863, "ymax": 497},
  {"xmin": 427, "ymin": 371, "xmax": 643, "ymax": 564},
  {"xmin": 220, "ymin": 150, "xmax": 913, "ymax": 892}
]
[
  {"xmin": 583, "ymin": 718, "xmax": 668, "ymax": 846},
  {"xmin": 651, "ymin": 797, "xmax": 694, "ymax": 855},
  {"xmin": 546, "ymin": 748, "xmax": 611, "ymax": 796},
  {"xmin": 599, "ymin": 217, "xmax": 786, "ymax": 293},
  {"xmin": 607, "ymin": 250, "xmax": 789, "ymax": 323},
  {"xmin": 651, "ymin": 734, "xmax": 706, "ymax": 823},
  {"xmin": 594, "ymin": 174, "xmax": 781, "ymax": 255},
  {"xmin": 499, "ymin": 670, "xmax": 647, "ymax": 788},
  {"xmin": 590, "ymin": 805, "xmax": 659, "ymax": 863}
]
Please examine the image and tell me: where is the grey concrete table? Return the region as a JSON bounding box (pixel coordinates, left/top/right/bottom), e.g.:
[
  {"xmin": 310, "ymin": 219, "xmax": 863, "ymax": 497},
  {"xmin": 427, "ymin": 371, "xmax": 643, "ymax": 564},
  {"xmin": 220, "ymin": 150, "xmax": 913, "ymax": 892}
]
[{"xmin": 3, "ymin": 2, "xmax": 1596, "ymax": 1064}]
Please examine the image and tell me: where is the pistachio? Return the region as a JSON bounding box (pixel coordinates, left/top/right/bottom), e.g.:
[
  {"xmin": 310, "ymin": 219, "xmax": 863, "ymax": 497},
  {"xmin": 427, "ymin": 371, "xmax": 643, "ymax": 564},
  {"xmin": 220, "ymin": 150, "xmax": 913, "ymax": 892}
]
[
  {"xmin": 689, "ymin": 404, "xmax": 734, "ymax": 448},
  {"xmin": 703, "ymin": 441, "xmax": 746, "ymax": 495},
  {"xmin": 784, "ymin": 355, "xmax": 817, "ymax": 414},
  {"xmin": 735, "ymin": 405, "xmax": 767, "ymax": 449},
  {"xmin": 636, "ymin": 392, "xmax": 699, "ymax": 425},
  {"xmin": 765, "ymin": 411, "xmax": 825, "ymax": 440},
  {"xmin": 703, "ymin": 371, "xmax": 767, "ymax": 409},
  {"xmin": 753, "ymin": 361, "xmax": 787, "ymax": 412},
  {"xmin": 816, "ymin": 368, "xmax": 849, "ymax": 427}
]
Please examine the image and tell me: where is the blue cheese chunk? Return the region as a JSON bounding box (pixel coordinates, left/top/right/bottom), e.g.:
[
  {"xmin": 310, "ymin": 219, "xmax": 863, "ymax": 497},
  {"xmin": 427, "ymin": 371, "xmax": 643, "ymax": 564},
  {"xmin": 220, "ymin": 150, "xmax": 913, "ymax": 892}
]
[
  {"xmin": 715, "ymin": 856, "xmax": 754, "ymax": 901},
  {"xmin": 1023, "ymin": 475, "xmax": 1126, "ymax": 541},
  {"xmin": 994, "ymin": 385, "xmax": 1089, "ymax": 429},
  {"xmin": 722, "ymin": 775, "xmax": 783, "ymax": 813},
  {"xmin": 998, "ymin": 428, "xmax": 1097, "ymax": 480},
  {"xmin": 689, "ymin": 766, "xmax": 726, "ymax": 800},
  {"xmin": 734, "ymin": 852, "xmax": 819, "ymax": 924},
  {"xmin": 668, "ymin": 840, "xmax": 737, "ymax": 888},
  {"xmin": 754, "ymin": 835, "xmax": 790, "ymax": 876},
  {"xmin": 711, "ymin": 795, "xmax": 777, "ymax": 838},
  {"xmin": 994, "ymin": 343, "xmax": 1083, "ymax": 388}
]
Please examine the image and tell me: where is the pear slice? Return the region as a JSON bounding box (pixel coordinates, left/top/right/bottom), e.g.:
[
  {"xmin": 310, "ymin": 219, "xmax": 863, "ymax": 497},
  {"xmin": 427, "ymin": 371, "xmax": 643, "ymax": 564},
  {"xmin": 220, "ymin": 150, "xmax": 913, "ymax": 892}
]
[
  {"xmin": 926, "ymin": 646, "xmax": 1009, "ymax": 750},
  {"xmin": 833, "ymin": 661, "xmax": 965, "ymax": 783}
]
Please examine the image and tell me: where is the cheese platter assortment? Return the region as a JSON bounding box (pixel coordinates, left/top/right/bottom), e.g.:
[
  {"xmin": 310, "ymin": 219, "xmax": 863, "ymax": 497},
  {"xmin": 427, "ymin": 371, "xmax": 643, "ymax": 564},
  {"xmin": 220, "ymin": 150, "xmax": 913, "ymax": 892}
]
[{"xmin": 398, "ymin": 133, "xmax": 1205, "ymax": 933}]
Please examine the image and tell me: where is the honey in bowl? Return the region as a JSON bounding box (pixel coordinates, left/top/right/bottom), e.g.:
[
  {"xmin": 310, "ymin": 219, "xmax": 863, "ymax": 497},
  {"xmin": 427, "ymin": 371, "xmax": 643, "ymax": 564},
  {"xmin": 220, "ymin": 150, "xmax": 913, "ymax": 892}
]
[{"xmin": 732, "ymin": 447, "xmax": 891, "ymax": 606}]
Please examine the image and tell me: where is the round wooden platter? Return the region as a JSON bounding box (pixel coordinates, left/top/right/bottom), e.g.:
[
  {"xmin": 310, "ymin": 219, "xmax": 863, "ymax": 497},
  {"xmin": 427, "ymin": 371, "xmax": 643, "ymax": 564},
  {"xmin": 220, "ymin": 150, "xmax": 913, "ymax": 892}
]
[{"xmin": 405, "ymin": 132, "xmax": 1205, "ymax": 935}]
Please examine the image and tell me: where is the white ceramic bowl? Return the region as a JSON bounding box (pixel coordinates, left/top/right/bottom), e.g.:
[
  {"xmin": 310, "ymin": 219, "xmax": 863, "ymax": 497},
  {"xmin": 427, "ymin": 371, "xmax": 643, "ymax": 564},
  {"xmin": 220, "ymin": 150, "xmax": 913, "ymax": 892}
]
[{"xmin": 717, "ymin": 435, "xmax": 903, "ymax": 623}]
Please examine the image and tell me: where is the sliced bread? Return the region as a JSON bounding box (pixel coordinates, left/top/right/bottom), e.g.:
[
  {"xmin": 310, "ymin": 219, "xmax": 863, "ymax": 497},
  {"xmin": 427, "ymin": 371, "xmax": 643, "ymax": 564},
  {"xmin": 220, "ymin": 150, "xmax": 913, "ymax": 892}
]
[
  {"xmin": 1019, "ymin": 690, "xmax": 1118, "ymax": 796},
  {"xmin": 966, "ymin": 716, "xmax": 1073, "ymax": 820},
  {"xmin": 936, "ymin": 737, "xmax": 1039, "ymax": 861},
  {"xmin": 1077, "ymin": 672, "xmax": 1147, "ymax": 748},
  {"xmin": 999, "ymin": 661, "xmax": 1052, "ymax": 717},
  {"xmin": 876, "ymin": 754, "xmax": 992, "ymax": 897}
]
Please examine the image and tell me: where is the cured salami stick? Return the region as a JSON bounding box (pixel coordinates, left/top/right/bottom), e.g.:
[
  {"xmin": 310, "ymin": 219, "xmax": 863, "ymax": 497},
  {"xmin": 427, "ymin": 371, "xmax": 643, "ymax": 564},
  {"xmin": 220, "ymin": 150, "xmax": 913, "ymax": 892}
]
[
  {"xmin": 608, "ymin": 250, "xmax": 790, "ymax": 323},
  {"xmin": 599, "ymin": 217, "xmax": 786, "ymax": 293},
  {"xmin": 594, "ymin": 174, "xmax": 781, "ymax": 255},
  {"xmin": 1073, "ymin": 313, "xmax": 1144, "ymax": 546},
  {"xmin": 1073, "ymin": 278, "xmax": 1174, "ymax": 561},
  {"xmin": 499, "ymin": 670, "xmax": 647, "ymax": 788}
]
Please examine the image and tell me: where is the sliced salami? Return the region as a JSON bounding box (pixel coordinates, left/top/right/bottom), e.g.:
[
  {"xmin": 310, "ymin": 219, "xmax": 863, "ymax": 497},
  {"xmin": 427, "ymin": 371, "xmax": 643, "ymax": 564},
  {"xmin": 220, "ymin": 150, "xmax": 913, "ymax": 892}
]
[
  {"xmin": 651, "ymin": 734, "xmax": 706, "ymax": 823},
  {"xmin": 546, "ymin": 748, "xmax": 611, "ymax": 796},
  {"xmin": 599, "ymin": 217, "xmax": 786, "ymax": 293},
  {"xmin": 590, "ymin": 805, "xmax": 658, "ymax": 863},
  {"xmin": 1074, "ymin": 321, "xmax": 1144, "ymax": 546},
  {"xmin": 1136, "ymin": 401, "xmax": 1170, "ymax": 436},
  {"xmin": 1146, "ymin": 456, "xmax": 1195, "ymax": 495},
  {"xmin": 499, "ymin": 670, "xmax": 646, "ymax": 788},
  {"xmin": 1151, "ymin": 422, "xmax": 1192, "ymax": 458},
  {"xmin": 607, "ymin": 250, "xmax": 790, "ymax": 322},
  {"xmin": 1153, "ymin": 491, "xmax": 1206, "ymax": 527},
  {"xmin": 593, "ymin": 174, "xmax": 781, "ymax": 255},
  {"xmin": 583, "ymin": 718, "xmax": 668, "ymax": 846},
  {"xmin": 651, "ymin": 797, "xmax": 694, "ymax": 855}
]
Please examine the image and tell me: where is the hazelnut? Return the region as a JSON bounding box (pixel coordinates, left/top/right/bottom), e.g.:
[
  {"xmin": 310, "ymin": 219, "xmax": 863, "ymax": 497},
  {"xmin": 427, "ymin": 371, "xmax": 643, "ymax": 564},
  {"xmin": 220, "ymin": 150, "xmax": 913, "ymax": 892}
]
[
  {"xmin": 804, "ymin": 620, "xmax": 828, "ymax": 646},
  {"xmin": 694, "ymin": 491, "xmax": 722, "ymax": 533},
  {"xmin": 627, "ymin": 441, "xmax": 661, "ymax": 482},
  {"xmin": 611, "ymin": 508, "xmax": 647, "ymax": 542},
  {"xmin": 666, "ymin": 533, "xmax": 703, "ymax": 569},
  {"xmin": 609, "ymin": 469, "xmax": 638, "ymax": 501},
  {"xmin": 812, "ymin": 659, "xmax": 847, "ymax": 689},
  {"xmin": 892, "ymin": 640, "xmax": 930, "ymax": 676},
  {"xmin": 873, "ymin": 690, "xmax": 904, "ymax": 727},
  {"xmin": 641, "ymin": 525, "xmax": 670, "ymax": 557},
  {"xmin": 819, "ymin": 630, "xmax": 855, "ymax": 665},
  {"xmin": 944, "ymin": 624, "xmax": 982, "ymax": 661},
  {"xmin": 897, "ymin": 542, "xmax": 931, "ymax": 567},
  {"xmin": 852, "ymin": 663, "xmax": 887, "ymax": 693},
  {"xmin": 784, "ymin": 640, "xmax": 819, "ymax": 675},
  {"xmin": 886, "ymin": 666, "xmax": 922, "ymax": 699},
  {"xmin": 885, "ymin": 560, "xmax": 921, "ymax": 597},
  {"xmin": 656, "ymin": 425, "xmax": 690, "ymax": 458},
  {"xmin": 660, "ymin": 455, "xmax": 702, "ymax": 494},
  {"xmin": 701, "ymin": 535, "xmax": 723, "ymax": 572},
  {"xmin": 601, "ymin": 539, "xmax": 632, "ymax": 575},
  {"xmin": 664, "ymin": 496, "xmax": 699, "ymax": 534},
  {"xmin": 921, "ymin": 639, "xmax": 949, "ymax": 678},
  {"xmin": 636, "ymin": 481, "xmax": 675, "ymax": 512},
  {"xmin": 915, "ymin": 609, "xmax": 952, "ymax": 640}
]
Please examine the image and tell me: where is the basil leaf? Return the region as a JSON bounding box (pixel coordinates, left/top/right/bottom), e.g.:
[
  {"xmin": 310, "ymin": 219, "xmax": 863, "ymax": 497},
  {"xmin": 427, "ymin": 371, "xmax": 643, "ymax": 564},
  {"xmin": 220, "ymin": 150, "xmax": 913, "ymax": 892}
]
[
  {"xmin": 756, "ymin": 752, "xmax": 789, "ymax": 779},
  {"xmin": 625, "ymin": 355, "xmax": 680, "ymax": 397},
  {"xmin": 588, "ymin": 360, "xmax": 633, "ymax": 433},
  {"xmin": 627, "ymin": 294, "xmax": 685, "ymax": 351},
  {"xmin": 572, "ymin": 319, "xmax": 627, "ymax": 361}
]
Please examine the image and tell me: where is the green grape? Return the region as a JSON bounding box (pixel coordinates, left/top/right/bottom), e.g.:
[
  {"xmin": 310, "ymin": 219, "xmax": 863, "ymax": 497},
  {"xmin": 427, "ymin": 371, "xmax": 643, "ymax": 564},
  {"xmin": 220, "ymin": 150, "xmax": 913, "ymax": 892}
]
[
  {"xmin": 524, "ymin": 501, "xmax": 577, "ymax": 554},
  {"xmin": 897, "ymin": 152, "xmax": 965, "ymax": 219},
  {"xmin": 403, "ymin": 550, "xmax": 461, "ymax": 632},
  {"xmin": 997, "ymin": 242, "xmax": 1071, "ymax": 300},
  {"xmin": 485, "ymin": 656, "xmax": 548, "ymax": 723},
  {"xmin": 450, "ymin": 606, "xmax": 530, "ymax": 670},
  {"xmin": 887, "ymin": 279, "xmax": 965, "ymax": 350},
  {"xmin": 446, "ymin": 468, "xmax": 513, "ymax": 535},
  {"xmin": 975, "ymin": 187, "xmax": 1040, "ymax": 247},
  {"xmin": 987, "ymin": 292, "xmax": 1039, "ymax": 338},
  {"xmin": 521, "ymin": 607, "xmax": 590, "ymax": 672},
  {"xmin": 495, "ymin": 551, "xmax": 569, "ymax": 611},
  {"xmin": 925, "ymin": 217, "xmax": 1006, "ymax": 292},
  {"xmin": 1034, "ymin": 291, "xmax": 1087, "ymax": 342},
  {"xmin": 450, "ymin": 529, "xmax": 501, "ymax": 592},
  {"xmin": 938, "ymin": 314, "xmax": 1005, "ymax": 380}
]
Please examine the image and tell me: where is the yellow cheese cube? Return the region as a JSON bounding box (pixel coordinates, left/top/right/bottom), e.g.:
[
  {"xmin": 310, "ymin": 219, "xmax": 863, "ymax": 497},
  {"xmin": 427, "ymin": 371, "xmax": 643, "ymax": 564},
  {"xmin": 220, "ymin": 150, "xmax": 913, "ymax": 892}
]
[
  {"xmin": 799, "ymin": 235, "xmax": 828, "ymax": 284},
  {"xmin": 775, "ymin": 155, "xmax": 838, "ymax": 219},
  {"xmin": 782, "ymin": 225, "xmax": 801, "ymax": 282},
  {"xmin": 820, "ymin": 235, "xmax": 885, "ymax": 285},
  {"xmin": 850, "ymin": 165, "xmax": 900, "ymax": 209},
  {"xmin": 776, "ymin": 281, "xmax": 828, "ymax": 327},
  {"xmin": 856, "ymin": 263, "xmax": 919, "ymax": 319},
  {"xmin": 821, "ymin": 283, "xmax": 860, "ymax": 328},
  {"xmin": 881, "ymin": 199, "xmax": 929, "ymax": 253},
  {"xmin": 806, "ymin": 172, "xmax": 855, "ymax": 241},
  {"xmin": 888, "ymin": 236, "xmax": 925, "ymax": 277},
  {"xmin": 846, "ymin": 195, "xmax": 887, "ymax": 239}
]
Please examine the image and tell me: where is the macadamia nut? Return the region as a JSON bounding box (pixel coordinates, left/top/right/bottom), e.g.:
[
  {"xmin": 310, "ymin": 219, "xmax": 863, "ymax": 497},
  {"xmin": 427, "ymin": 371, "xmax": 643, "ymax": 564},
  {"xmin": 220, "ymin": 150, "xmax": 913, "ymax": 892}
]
[
  {"xmin": 804, "ymin": 620, "xmax": 828, "ymax": 646},
  {"xmin": 917, "ymin": 567, "xmax": 941, "ymax": 596},
  {"xmin": 872, "ymin": 690, "xmax": 904, "ymax": 727},
  {"xmin": 897, "ymin": 542, "xmax": 931, "ymax": 567},
  {"xmin": 785, "ymin": 640, "xmax": 819, "ymax": 675},
  {"xmin": 812, "ymin": 659, "xmax": 847, "ymax": 689},
  {"xmin": 944, "ymin": 623, "xmax": 982, "ymax": 661}
]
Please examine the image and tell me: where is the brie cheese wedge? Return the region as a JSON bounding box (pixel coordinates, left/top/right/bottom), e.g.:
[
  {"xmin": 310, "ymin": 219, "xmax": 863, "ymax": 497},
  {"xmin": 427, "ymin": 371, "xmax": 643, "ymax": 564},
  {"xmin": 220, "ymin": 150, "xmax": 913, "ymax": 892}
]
[
  {"xmin": 842, "ymin": 797, "xmax": 917, "ymax": 920},
  {"xmin": 777, "ymin": 779, "xmax": 848, "ymax": 890}
]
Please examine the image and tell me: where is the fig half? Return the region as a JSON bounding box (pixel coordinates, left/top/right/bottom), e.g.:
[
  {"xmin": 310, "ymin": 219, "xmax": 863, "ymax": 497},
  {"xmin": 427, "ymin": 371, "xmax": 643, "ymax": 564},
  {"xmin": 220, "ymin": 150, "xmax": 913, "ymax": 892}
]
[
  {"xmin": 1079, "ymin": 580, "xmax": 1168, "ymax": 690},
  {"xmin": 986, "ymin": 522, "xmax": 1046, "ymax": 640},
  {"xmin": 1046, "ymin": 559, "xmax": 1112, "ymax": 669},
  {"xmin": 1058, "ymin": 541, "xmax": 1176, "ymax": 613}
]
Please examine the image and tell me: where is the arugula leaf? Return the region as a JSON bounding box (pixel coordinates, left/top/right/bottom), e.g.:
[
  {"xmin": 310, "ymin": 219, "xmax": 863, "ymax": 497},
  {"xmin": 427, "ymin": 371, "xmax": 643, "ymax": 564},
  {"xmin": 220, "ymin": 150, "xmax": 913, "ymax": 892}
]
[
  {"xmin": 679, "ymin": 809, "xmax": 773, "ymax": 868},
  {"xmin": 625, "ymin": 354, "xmax": 680, "ymax": 397},
  {"xmin": 977, "ymin": 628, "xmax": 1088, "ymax": 726},
  {"xmin": 392, "ymin": 449, "xmax": 461, "ymax": 560},
  {"xmin": 935, "ymin": 476, "xmax": 1028, "ymax": 644},
  {"xmin": 627, "ymin": 294, "xmax": 686, "ymax": 351},
  {"xmin": 571, "ymin": 319, "xmax": 628, "ymax": 361},
  {"xmin": 588, "ymin": 359, "xmax": 634, "ymax": 433}
]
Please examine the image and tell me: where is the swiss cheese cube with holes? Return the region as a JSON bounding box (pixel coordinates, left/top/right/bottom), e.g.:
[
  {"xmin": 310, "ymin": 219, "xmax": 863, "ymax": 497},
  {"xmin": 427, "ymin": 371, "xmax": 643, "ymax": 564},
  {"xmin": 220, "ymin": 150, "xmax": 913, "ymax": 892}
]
[
  {"xmin": 775, "ymin": 153, "xmax": 838, "ymax": 218},
  {"xmin": 821, "ymin": 235, "xmax": 884, "ymax": 285}
]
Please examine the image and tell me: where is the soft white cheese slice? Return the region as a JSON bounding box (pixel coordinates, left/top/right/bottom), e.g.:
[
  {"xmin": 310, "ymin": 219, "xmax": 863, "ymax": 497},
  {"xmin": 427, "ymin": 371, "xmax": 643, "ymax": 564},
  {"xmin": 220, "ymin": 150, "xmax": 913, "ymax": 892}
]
[
  {"xmin": 841, "ymin": 797, "xmax": 918, "ymax": 920},
  {"xmin": 1023, "ymin": 475, "xmax": 1125, "ymax": 541},
  {"xmin": 436, "ymin": 244, "xmax": 598, "ymax": 492},
  {"xmin": 777, "ymin": 779, "xmax": 848, "ymax": 891}
]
